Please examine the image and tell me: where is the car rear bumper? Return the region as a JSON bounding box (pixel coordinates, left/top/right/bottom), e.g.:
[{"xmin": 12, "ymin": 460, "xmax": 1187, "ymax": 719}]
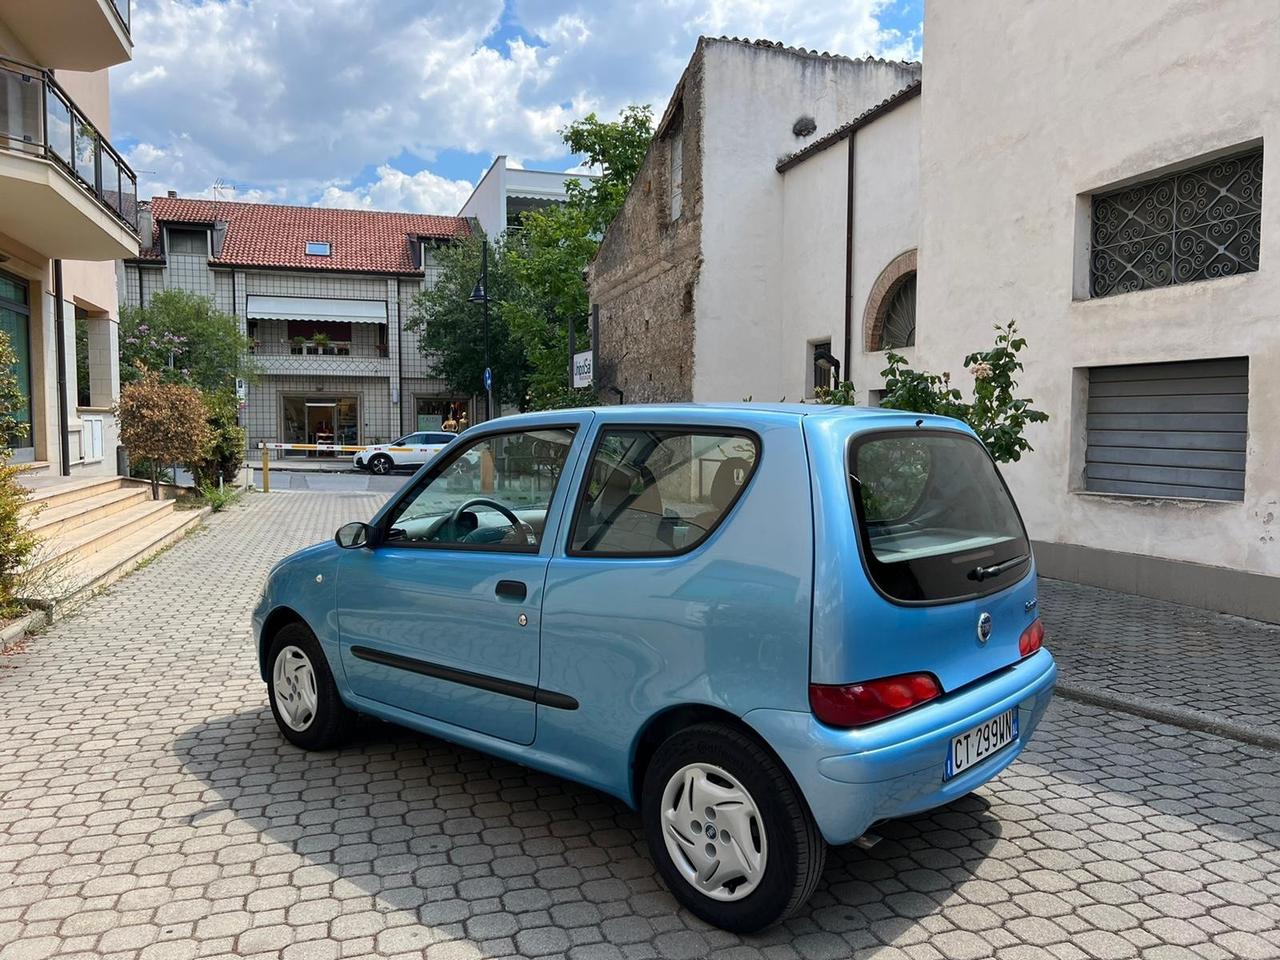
[{"xmin": 744, "ymin": 649, "xmax": 1057, "ymax": 845}]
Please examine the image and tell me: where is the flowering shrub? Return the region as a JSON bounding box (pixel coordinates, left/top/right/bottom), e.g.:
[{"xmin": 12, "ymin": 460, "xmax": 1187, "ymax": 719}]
[
  {"xmin": 812, "ymin": 322, "xmax": 1049, "ymax": 464},
  {"xmin": 880, "ymin": 321, "xmax": 1049, "ymax": 463}
]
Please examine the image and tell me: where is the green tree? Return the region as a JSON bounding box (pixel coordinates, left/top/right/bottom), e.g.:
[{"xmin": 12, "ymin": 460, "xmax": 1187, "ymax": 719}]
[
  {"xmin": 503, "ymin": 105, "xmax": 654, "ymax": 409},
  {"xmin": 405, "ymin": 234, "xmax": 530, "ymax": 408},
  {"xmin": 408, "ymin": 105, "xmax": 654, "ymax": 413},
  {"xmin": 119, "ymin": 289, "xmax": 255, "ymax": 394}
]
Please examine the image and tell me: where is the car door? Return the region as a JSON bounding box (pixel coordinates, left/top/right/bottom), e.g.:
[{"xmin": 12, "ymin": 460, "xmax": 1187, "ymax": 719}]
[{"xmin": 335, "ymin": 415, "xmax": 591, "ymax": 744}]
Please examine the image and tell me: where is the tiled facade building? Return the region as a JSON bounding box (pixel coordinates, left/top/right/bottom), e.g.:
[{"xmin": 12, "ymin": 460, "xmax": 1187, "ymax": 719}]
[{"xmin": 118, "ymin": 196, "xmax": 475, "ymax": 452}]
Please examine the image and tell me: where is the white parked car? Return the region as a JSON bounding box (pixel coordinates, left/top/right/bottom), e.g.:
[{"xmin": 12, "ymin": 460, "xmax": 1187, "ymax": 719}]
[{"xmin": 353, "ymin": 431, "xmax": 455, "ymax": 475}]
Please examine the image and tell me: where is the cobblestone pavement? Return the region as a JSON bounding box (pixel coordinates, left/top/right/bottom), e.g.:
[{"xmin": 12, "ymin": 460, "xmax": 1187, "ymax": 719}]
[
  {"xmin": 1, "ymin": 492, "xmax": 1278, "ymax": 960},
  {"xmin": 1039, "ymin": 578, "xmax": 1280, "ymax": 744}
]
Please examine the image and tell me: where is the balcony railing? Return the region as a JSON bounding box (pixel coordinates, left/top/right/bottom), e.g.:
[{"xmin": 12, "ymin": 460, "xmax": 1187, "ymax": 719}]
[
  {"xmin": 110, "ymin": 0, "xmax": 131, "ymax": 33},
  {"xmin": 0, "ymin": 55, "xmax": 139, "ymax": 234}
]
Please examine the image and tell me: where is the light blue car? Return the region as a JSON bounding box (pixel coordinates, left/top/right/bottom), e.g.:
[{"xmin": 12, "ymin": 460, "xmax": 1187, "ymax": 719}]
[{"xmin": 253, "ymin": 404, "xmax": 1056, "ymax": 931}]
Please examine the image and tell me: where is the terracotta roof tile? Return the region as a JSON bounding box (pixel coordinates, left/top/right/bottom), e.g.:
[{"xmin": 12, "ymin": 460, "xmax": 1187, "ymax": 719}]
[{"xmin": 139, "ymin": 196, "xmax": 470, "ymax": 274}]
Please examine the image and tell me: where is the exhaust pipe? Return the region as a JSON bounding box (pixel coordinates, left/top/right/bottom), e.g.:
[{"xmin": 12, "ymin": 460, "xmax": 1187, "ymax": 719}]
[{"xmin": 854, "ymin": 832, "xmax": 882, "ymax": 850}]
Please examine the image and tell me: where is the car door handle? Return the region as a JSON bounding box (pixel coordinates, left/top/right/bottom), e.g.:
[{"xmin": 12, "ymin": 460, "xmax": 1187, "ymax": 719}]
[{"xmin": 495, "ymin": 580, "xmax": 527, "ymax": 601}]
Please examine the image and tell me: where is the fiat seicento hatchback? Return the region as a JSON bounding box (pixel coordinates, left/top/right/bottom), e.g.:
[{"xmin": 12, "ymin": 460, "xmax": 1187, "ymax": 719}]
[{"xmin": 253, "ymin": 404, "xmax": 1056, "ymax": 932}]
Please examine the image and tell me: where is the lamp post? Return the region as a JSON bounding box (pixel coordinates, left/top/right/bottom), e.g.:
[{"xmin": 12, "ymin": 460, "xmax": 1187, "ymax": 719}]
[
  {"xmin": 468, "ymin": 239, "xmax": 493, "ymax": 421},
  {"xmin": 813, "ymin": 345, "xmax": 841, "ymax": 390}
]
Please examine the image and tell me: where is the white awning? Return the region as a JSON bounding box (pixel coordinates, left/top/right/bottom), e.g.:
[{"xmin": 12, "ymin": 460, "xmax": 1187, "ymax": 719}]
[{"xmin": 246, "ymin": 295, "xmax": 387, "ymax": 325}]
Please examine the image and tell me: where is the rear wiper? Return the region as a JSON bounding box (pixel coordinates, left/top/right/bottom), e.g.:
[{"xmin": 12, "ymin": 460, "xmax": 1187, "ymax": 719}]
[{"xmin": 969, "ymin": 554, "xmax": 1028, "ymax": 582}]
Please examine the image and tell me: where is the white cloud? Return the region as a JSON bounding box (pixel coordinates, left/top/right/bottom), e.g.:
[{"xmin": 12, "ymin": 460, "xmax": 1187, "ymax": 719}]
[
  {"xmin": 115, "ymin": 0, "xmax": 919, "ymax": 211},
  {"xmin": 317, "ymin": 165, "xmax": 475, "ymax": 214}
]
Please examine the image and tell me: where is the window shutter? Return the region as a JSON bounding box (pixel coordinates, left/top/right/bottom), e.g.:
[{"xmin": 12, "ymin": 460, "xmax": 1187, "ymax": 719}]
[{"xmin": 1085, "ymin": 358, "xmax": 1248, "ymax": 501}]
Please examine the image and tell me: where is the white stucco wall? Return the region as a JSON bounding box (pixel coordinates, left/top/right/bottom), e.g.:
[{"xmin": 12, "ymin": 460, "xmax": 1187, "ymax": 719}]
[
  {"xmin": 918, "ymin": 0, "xmax": 1280, "ymax": 578},
  {"xmin": 778, "ymin": 143, "xmax": 847, "ymax": 400},
  {"xmin": 848, "ymin": 94, "xmax": 920, "ymax": 399},
  {"xmin": 458, "ymin": 158, "xmax": 507, "ymax": 239},
  {"xmin": 693, "ymin": 41, "xmax": 919, "ymax": 402}
]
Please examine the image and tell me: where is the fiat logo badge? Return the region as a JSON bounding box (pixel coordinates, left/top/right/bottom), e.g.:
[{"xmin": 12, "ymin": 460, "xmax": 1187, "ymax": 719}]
[{"xmin": 977, "ymin": 612, "xmax": 993, "ymax": 645}]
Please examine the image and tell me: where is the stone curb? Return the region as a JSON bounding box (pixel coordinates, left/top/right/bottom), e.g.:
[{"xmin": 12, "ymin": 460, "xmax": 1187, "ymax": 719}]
[
  {"xmin": 0, "ymin": 608, "xmax": 48, "ymax": 654},
  {"xmin": 1056, "ymin": 681, "xmax": 1280, "ymax": 752}
]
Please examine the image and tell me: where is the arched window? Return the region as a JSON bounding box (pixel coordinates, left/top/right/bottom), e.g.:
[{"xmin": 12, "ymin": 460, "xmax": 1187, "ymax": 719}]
[
  {"xmin": 880, "ymin": 273, "xmax": 916, "ymax": 349},
  {"xmin": 863, "ymin": 249, "xmax": 918, "ymax": 352}
]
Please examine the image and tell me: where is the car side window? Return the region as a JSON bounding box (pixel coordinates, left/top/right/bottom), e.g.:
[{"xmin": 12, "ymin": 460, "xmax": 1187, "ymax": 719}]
[
  {"xmin": 383, "ymin": 427, "xmax": 577, "ymax": 551},
  {"xmin": 426, "ymin": 433, "xmax": 454, "ymax": 445},
  {"xmin": 569, "ymin": 429, "xmax": 759, "ymax": 556}
]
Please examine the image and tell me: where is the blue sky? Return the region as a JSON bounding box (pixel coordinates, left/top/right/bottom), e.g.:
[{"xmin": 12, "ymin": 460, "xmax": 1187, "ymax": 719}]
[{"xmin": 114, "ymin": 0, "xmax": 923, "ymax": 213}]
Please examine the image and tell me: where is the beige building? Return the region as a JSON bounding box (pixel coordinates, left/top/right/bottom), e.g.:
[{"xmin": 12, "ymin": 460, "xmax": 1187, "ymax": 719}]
[
  {"xmin": 914, "ymin": 0, "xmax": 1277, "ymax": 619},
  {"xmin": 592, "ymin": 10, "xmax": 1279, "ymax": 620},
  {"xmin": 0, "ymin": 0, "xmax": 138, "ymax": 474}
]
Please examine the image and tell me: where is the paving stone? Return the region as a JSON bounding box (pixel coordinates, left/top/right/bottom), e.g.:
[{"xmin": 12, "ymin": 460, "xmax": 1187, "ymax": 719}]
[{"xmin": 1, "ymin": 493, "xmax": 1278, "ymax": 960}]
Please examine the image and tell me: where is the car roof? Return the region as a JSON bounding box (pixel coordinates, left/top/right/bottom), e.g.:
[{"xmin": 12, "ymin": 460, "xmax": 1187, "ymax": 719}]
[{"xmin": 464, "ymin": 402, "xmax": 971, "ymax": 432}]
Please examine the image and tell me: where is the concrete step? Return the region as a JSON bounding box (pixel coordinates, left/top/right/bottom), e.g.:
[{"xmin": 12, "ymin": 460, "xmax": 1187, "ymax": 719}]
[
  {"xmin": 23, "ymin": 486, "xmax": 152, "ymax": 538},
  {"xmin": 29, "ymin": 498, "xmax": 177, "ymax": 575},
  {"xmin": 21, "ymin": 475, "xmax": 131, "ymax": 511},
  {"xmin": 31, "ymin": 506, "xmax": 208, "ymax": 610}
]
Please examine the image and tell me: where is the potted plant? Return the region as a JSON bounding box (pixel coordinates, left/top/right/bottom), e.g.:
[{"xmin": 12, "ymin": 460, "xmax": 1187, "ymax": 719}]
[
  {"xmin": 312, "ymin": 332, "xmax": 332, "ymax": 354},
  {"xmin": 290, "ymin": 335, "xmax": 306, "ymax": 354}
]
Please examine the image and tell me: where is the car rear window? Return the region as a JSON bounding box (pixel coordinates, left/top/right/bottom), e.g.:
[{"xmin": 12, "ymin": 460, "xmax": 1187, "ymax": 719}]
[{"xmin": 849, "ymin": 430, "xmax": 1030, "ymax": 603}]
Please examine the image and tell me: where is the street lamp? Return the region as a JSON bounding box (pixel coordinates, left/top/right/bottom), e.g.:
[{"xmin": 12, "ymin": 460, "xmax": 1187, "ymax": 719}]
[
  {"xmin": 813, "ymin": 345, "xmax": 841, "ymax": 389},
  {"xmin": 468, "ymin": 239, "xmax": 493, "ymax": 420}
]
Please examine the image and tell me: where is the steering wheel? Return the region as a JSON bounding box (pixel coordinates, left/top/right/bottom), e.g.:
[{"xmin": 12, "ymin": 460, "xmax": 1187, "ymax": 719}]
[{"xmin": 447, "ymin": 497, "xmax": 536, "ymax": 546}]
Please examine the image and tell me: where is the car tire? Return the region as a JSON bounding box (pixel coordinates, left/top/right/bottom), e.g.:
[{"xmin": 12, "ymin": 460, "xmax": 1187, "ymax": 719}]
[
  {"xmin": 266, "ymin": 622, "xmax": 353, "ymax": 750},
  {"xmin": 641, "ymin": 723, "xmax": 827, "ymax": 933},
  {"xmin": 368, "ymin": 454, "xmax": 393, "ymax": 475}
]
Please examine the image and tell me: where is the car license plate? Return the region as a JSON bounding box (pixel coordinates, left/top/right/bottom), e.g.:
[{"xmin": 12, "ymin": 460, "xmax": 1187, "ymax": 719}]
[{"xmin": 945, "ymin": 708, "xmax": 1018, "ymax": 780}]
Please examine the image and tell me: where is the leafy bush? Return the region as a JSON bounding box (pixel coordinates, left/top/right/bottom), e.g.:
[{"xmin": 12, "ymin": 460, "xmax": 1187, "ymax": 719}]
[
  {"xmin": 197, "ymin": 482, "xmax": 241, "ymax": 513},
  {"xmin": 186, "ymin": 390, "xmax": 247, "ymax": 489},
  {"xmin": 0, "ymin": 330, "xmax": 38, "ymax": 616},
  {"xmin": 116, "ymin": 366, "xmax": 213, "ymax": 499},
  {"xmin": 807, "ymin": 322, "xmax": 1048, "ymax": 464}
]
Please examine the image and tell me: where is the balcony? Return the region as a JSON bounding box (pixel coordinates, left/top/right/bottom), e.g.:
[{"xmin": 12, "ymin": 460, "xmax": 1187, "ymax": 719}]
[
  {"xmin": 0, "ymin": 56, "xmax": 139, "ymax": 261},
  {"xmin": 250, "ymin": 335, "xmax": 393, "ymax": 378},
  {"xmin": 0, "ymin": 0, "xmax": 132, "ymax": 71}
]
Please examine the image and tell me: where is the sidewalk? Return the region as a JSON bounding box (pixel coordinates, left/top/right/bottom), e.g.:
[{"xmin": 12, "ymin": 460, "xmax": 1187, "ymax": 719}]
[{"xmin": 1040, "ymin": 577, "xmax": 1280, "ymax": 748}]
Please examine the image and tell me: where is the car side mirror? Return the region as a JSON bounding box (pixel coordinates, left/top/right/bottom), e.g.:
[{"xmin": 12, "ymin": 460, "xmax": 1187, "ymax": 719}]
[{"xmin": 335, "ymin": 521, "xmax": 377, "ymax": 549}]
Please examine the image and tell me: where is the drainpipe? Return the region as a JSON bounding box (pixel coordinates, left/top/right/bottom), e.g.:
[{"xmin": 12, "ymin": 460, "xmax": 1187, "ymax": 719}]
[
  {"xmin": 842, "ymin": 135, "xmax": 856, "ymax": 377},
  {"xmin": 53, "ymin": 259, "xmax": 71, "ymax": 476}
]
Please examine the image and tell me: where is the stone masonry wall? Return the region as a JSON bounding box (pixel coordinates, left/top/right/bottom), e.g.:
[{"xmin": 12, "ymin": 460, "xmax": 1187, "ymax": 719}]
[{"xmin": 587, "ymin": 45, "xmax": 704, "ymax": 403}]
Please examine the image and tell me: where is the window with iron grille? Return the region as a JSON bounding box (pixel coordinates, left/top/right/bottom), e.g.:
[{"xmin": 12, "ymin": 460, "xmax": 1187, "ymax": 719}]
[{"xmin": 1090, "ymin": 148, "xmax": 1262, "ymax": 298}]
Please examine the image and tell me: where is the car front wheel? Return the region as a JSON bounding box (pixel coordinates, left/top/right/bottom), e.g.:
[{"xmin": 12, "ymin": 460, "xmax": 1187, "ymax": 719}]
[
  {"xmin": 368, "ymin": 453, "xmax": 394, "ymax": 475},
  {"xmin": 266, "ymin": 623, "xmax": 352, "ymax": 750},
  {"xmin": 641, "ymin": 723, "xmax": 827, "ymax": 933}
]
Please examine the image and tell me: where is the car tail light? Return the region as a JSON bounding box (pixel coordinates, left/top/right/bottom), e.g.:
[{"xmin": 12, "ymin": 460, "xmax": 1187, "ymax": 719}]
[
  {"xmin": 1019, "ymin": 618, "xmax": 1044, "ymax": 657},
  {"xmin": 809, "ymin": 673, "xmax": 942, "ymax": 727}
]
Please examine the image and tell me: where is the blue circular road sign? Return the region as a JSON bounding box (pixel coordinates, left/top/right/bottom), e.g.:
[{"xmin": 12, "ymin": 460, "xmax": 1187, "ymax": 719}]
[{"xmin": 483, "ymin": 367, "xmax": 493, "ymax": 391}]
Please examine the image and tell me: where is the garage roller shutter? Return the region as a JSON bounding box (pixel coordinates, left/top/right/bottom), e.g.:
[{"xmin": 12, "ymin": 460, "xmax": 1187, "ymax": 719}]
[{"xmin": 1085, "ymin": 357, "xmax": 1248, "ymax": 501}]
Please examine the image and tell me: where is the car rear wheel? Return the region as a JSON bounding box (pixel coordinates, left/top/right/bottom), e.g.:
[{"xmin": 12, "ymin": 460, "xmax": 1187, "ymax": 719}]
[
  {"xmin": 266, "ymin": 623, "xmax": 353, "ymax": 750},
  {"xmin": 368, "ymin": 453, "xmax": 393, "ymax": 475},
  {"xmin": 641, "ymin": 723, "xmax": 826, "ymax": 933}
]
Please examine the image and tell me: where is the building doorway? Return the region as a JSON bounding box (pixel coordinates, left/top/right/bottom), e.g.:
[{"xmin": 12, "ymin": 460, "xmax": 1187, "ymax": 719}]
[
  {"xmin": 0, "ymin": 271, "xmax": 34, "ymax": 461},
  {"xmin": 282, "ymin": 395, "xmax": 358, "ymax": 456}
]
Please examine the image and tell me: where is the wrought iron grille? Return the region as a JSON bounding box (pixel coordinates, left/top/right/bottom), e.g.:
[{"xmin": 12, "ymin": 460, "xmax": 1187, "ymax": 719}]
[{"xmin": 1090, "ymin": 149, "xmax": 1262, "ymax": 298}]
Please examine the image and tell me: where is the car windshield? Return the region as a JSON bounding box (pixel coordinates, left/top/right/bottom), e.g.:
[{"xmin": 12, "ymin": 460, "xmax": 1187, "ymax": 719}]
[{"xmin": 849, "ymin": 430, "xmax": 1029, "ymax": 603}]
